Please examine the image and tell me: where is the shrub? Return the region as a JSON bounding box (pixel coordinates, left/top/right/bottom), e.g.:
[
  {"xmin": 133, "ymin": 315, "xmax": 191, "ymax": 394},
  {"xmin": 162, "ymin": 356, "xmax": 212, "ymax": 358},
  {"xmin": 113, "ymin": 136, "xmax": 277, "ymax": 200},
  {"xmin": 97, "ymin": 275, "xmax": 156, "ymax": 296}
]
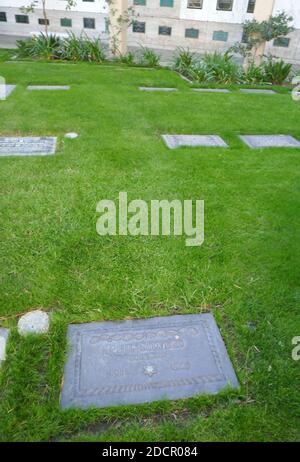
[
  {"xmin": 173, "ymin": 47, "xmax": 197, "ymax": 76},
  {"xmin": 189, "ymin": 62, "xmax": 214, "ymax": 83},
  {"xmin": 16, "ymin": 34, "xmax": 61, "ymax": 60},
  {"xmin": 118, "ymin": 51, "xmax": 136, "ymax": 65},
  {"xmin": 262, "ymin": 57, "xmax": 292, "ymax": 85},
  {"xmin": 16, "ymin": 32, "xmax": 106, "ymax": 62},
  {"xmin": 242, "ymin": 62, "xmax": 266, "ymax": 84},
  {"xmin": 173, "ymin": 49, "xmax": 242, "ymax": 84},
  {"xmin": 60, "ymin": 33, "xmax": 106, "ymax": 62},
  {"xmin": 201, "ymin": 52, "xmax": 242, "ymax": 84},
  {"xmin": 16, "ymin": 38, "xmax": 34, "ymax": 58},
  {"xmin": 137, "ymin": 47, "xmax": 160, "ymax": 67}
]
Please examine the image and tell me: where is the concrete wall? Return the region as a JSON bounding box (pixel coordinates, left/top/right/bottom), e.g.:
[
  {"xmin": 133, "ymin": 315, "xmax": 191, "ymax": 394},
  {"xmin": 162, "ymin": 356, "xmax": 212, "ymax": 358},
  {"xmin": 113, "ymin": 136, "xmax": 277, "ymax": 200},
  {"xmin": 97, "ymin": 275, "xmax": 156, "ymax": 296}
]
[
  {"xmin": 128, "ymin": 17, "xmax": 243, "ymax": 54},
  {"xmin": 127, "ymin": 0, "xmax": 250, "ymax": 52}
]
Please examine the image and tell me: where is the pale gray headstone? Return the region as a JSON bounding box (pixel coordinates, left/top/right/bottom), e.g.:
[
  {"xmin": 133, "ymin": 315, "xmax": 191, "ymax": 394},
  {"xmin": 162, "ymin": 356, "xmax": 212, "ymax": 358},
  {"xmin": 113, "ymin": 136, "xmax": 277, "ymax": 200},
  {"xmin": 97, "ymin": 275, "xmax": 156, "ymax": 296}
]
[
  {"xmin": 239, "ymin": 89, "xmax": 276, "ymax": 94},
  {"xmin": 0, "ymin": 137, "xmax": 57, "ymax": 157},
  {"xmin": 193, "ymin": 88, "xmax": 230, "ymax": 93},
  {"xmin": 0, "ymin": 328, "xmax": 9, "ymax": 364},
  {"xmin": 61, "ymin": 314, "xmax": 239, "ymax": 409},
  {"xmin": 162, "ymin": 135, "xmax": 228, "ymax": 149},
  {"xmin": 27, "ymin": 86, "xmax": 70, "ymax": 91},
  {"xmin": 240, "ymin": 135, "xmax": 300, "ymax": 148},
  {"xmin": 139, "ymin": 87, "xmax": 177, "ymax": 92},
  {"xmin": 0, "ymin": 85, "xmax": 16, "ymax": 100}
]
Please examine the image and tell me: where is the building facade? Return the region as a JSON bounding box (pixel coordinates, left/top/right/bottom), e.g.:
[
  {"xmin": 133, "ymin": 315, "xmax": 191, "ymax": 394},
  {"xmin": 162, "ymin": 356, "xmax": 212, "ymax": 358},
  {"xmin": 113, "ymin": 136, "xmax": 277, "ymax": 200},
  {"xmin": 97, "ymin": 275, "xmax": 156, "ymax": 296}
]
[
  {"xmin": 0, "ymin": 0, "xmax": 300, "ymax": 64},
  {"xmin": 0, "ymin": 0, "xmax": 109, "ymax": 40}
]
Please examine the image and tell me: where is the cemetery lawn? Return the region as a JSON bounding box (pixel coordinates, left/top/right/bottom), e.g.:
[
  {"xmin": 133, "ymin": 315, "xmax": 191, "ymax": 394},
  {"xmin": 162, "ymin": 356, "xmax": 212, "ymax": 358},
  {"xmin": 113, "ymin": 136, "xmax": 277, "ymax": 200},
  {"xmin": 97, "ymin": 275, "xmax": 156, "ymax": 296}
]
[{"xmin": 0, "ymin": 60, "xmax": 299, "ymax": 442}]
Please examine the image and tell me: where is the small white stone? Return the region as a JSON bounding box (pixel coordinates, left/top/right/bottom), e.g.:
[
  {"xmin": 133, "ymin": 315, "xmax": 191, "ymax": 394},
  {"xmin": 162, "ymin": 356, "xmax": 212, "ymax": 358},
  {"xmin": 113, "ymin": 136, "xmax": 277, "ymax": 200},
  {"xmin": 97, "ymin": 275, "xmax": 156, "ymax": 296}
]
[
  {"xmin": 64, "ymin": 132, "xmax": 78, "ymax": 139},
  {"xmin": 18, "ymin": 310, "xmax": 49, "ymax": 336}
]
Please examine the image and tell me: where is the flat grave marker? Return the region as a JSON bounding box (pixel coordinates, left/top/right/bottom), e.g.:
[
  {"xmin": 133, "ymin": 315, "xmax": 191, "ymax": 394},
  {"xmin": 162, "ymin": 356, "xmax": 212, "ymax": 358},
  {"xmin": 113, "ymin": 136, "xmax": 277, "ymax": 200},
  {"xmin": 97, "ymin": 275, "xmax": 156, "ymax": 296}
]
[
  {"xmin": 162, "ymin": 134, "xmax": 228, "ymax": 149},
  {"xmin": 27, "ymin": 85, "xmax": 70, "ymax": 91},
  {"xmin": 239, "ymin": 89, "xmax": 276, "ymax": 94},
  {"xmin": 139, "ymin": 87, "xmax": 177, "ymax": 92},
  {"xmin": 61, "ymin": 313, "xmax": 239, "ymax": 409},
  {"xmin": 240, "ymin": 135, "xmax": 300, "ymax": 148},
  {"xmin": 0, "ymin": 137, "xmax": 57, "ymax": 157},
  {"xmin": 193, "ymin": 88, "xmax": 230, "ymax": 93}
]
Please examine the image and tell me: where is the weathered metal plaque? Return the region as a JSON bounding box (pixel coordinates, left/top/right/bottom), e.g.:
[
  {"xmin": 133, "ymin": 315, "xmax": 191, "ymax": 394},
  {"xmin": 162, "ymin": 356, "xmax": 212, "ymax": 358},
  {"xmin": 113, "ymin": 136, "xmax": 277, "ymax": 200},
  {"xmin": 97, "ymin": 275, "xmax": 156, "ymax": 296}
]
[
  {"xmin": 61, "ymin": 314, "xmax": 239, "ymax": 409},
  {"xmin": 240, "ymin": 135, "xmax": 300, "ymax": 148},
  {"xmin": 0, "ymin": 137, "xmax": 57, "ymax": 157},
  {"xmin": 162, "ymin": 135, "xmax": 228, "ymax": 149}
]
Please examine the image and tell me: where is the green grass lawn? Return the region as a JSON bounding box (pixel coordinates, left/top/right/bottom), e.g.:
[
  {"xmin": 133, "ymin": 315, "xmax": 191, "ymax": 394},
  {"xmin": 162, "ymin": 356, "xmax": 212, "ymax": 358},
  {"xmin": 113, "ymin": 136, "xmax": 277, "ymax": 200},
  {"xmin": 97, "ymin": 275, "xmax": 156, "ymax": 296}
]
[{"xmin": 0, "ymin": 60, "xmax": 299, "ymax": 442}]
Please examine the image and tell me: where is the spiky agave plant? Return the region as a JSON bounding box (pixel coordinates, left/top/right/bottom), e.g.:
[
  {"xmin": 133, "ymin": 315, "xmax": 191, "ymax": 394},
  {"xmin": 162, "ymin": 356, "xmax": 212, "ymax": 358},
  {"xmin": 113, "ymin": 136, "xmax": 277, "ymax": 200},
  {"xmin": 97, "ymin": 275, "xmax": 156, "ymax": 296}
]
[
  {"xmin": 138, "ymin": 46, "xmax": 160, "ymax": 67},
  {"xmin": 60, "ymin": 32, "xmax": 106, "ymax": 62},
  {"xmin": 201, "ymin": 52, "xmax": 242, "ymax": 84},
  {"xmin": 262, "ymin": 57, "xmax": 292, "ymax": 85},
  {"xmin": 172, "ymin": 47, "xmax": 198, "ymax": 77},
  {"xmin": 16, "ymin": 33, "xmax": 61, "ymax": 60}
]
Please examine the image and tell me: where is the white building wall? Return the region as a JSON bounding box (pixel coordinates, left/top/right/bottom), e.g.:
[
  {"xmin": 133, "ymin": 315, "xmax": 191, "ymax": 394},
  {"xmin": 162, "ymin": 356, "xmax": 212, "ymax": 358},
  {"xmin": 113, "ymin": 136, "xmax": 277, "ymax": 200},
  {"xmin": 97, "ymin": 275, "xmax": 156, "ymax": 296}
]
[
  {"xmin": 273, "ymin": 0, "xmax": 300, "ymax": 28},
  {"xmin": 180, "ymin": 0, "xmax": 254, "ymax": 23},
  {"xmin": 0, "ymin": 0, "xmax": 107, "ymax": 14},
  {"xmin": 0, "ymin": 0, "xmax": 108, "ymax": 38}
]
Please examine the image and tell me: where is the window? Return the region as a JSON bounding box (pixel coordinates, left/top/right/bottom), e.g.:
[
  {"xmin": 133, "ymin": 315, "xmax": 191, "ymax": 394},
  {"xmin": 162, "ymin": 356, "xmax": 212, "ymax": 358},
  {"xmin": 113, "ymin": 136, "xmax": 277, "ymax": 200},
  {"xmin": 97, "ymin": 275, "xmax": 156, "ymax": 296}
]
[
  {"xmin": 105, "ymin": 17, "xmax": 109, "ymax": 33},
  {"xmin": 15, "ymin": 14, "xmax": 29, "ymax": 24},
  {"xmin": 247, "ymin": 0, "xmax": 256, "ymax": 13},
  {"xmin": 0, "ymin": 12, "xmax": 7, "ymax": 22},
  {"xmin": 273, "ymin": 37, "xmax": 290, "ymax": 48},
  {"xmin": 83, "ymin": 18, "xmax": 95, "ymax": 29},
  {"xmin": 132, "ymin": 21, "xmax": 145, "ymax": 33},
  {"xmin": 38, "ymin": 18, "xmax": 49, "ymax": 25},
  {"xmin": 213, "ymin": 30, "xmax": 228, "ymax": 41},
  {"xmin": 241, "ymin": 30, "xmax": 248, "ymax": 43},
  {"xmin": 60, "ymin": 18, "xmax": 72, "ymax": 27},
  {"xmin": 185, "ymin": 28, "xmax": 199, "ymax": 39},
  {"xmin": 187, "ymin": 0, "xmax": 203, "ymax": 8},
  {"xmin": 160, "ymin": 0, "xmax": 174, "ymax": 7},
  {"xmin": 158, "ymin": 26, "xmax": 172, "ymax": 36},
  {"xmin": 134, "ymin": 0, "xmax": 146, "ymax": 4},
  {"xmin": 216, "ymin": 0, "xmax": 233, "ymax": 11}
]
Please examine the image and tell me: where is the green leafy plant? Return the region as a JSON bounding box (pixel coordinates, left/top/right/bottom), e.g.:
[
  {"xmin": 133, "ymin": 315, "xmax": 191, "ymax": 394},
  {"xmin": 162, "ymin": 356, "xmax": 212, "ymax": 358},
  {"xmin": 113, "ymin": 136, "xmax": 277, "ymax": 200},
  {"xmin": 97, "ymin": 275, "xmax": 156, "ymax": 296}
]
[
  {"xmin": 230, "ymin": 12, "xmax": 294, "ymax": 65},
  {"xmin": 173, "ymin": 47, "xmax": 198, "ymax": 76},
  {"xmin": 201, "ymin": 52, "xmax": 242, "ymax": 84},
  {"xmin": 242, "ymin": 61, "xmax": 266, "ymax": 84},
  {"xmin": 173, "ymin": 49, "xmax": 242, "ymax": 84},
  {"xmin": 16, "ymin": 34, "xmax": 61, "ymax": 60},
  {"xmin": 16, "ymin": 32, "xmax": 106, "ymax": 62},
  {"xmin": 60, "ymin": 33, "xmax": 106, "ymax": 62},
  {"xmin": 137, "ymin": 46, "xmax": 160, "ymax": 67},
  {"xmin": 262, "ymin": 57, "xmax": 292, "ymax": 85},
  {"xmin": 118, "ymin": 51, "xmax": 136, "ymax": 65}
]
